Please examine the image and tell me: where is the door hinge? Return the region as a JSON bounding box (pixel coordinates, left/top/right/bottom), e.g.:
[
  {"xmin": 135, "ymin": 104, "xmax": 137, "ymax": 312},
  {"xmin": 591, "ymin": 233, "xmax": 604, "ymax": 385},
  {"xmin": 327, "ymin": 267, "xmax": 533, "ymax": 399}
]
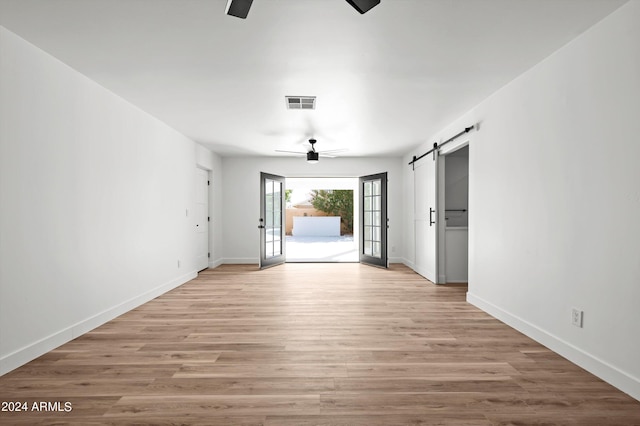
[
  {"xmin": 207, "ymin": 180, "xmax": 210, "ymax": 186},
  {"xmin": 207, "ymin": 216, "xmax": 210, "ymax": 222},
  {"xmin": 208, "ymin": 252, "xmax": 210, "ymax": 258}
]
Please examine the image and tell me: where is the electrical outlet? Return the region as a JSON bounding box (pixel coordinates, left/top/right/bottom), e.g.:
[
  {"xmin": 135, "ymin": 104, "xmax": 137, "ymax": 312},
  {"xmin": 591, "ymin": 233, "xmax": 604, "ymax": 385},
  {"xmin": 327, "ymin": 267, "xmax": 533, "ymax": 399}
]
[{"xmin": 571, "ymin": 308, "xmax": 583, "ymax": 328}]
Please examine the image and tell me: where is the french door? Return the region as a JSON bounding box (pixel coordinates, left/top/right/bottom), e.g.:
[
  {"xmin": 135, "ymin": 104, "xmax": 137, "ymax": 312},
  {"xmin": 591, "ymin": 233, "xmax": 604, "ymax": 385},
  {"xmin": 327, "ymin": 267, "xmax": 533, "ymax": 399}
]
[
  {"xmin": 359, "ymin": 172, "xmax": 388, "ymax": 268},
  {"xmin": 413, "ymin": 155, "xmax": 438, "ymax": 282},
  {"xmin": 259, "ymin": 172, "xmax": 286, "ymax": 269}
]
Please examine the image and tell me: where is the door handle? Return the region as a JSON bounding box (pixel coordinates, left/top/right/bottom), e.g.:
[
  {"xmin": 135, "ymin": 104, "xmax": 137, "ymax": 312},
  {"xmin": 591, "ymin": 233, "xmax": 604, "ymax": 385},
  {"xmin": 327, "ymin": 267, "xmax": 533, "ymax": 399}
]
[
  {"xmin": 429, "ymin": 208, "xmax": 435, "ymax": 226},
  {"xmin": 258, "ymin": 218, "xmax": 265, "ymax": 229}
]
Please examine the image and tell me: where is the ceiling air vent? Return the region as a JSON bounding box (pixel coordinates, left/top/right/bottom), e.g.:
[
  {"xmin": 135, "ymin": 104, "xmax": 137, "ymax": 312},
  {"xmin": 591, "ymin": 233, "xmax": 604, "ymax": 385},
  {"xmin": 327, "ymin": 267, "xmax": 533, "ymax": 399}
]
[{"xmin": 286, "ymin": 96, "xmax": 316, "ymax": 110}]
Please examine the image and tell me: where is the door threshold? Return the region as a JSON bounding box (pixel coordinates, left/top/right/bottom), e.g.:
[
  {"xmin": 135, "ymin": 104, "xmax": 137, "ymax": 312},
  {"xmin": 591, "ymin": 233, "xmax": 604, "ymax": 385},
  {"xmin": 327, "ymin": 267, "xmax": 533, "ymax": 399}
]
[{"xmin": 285, "ymin": 260, "xmax": 359, "ymax": 264}]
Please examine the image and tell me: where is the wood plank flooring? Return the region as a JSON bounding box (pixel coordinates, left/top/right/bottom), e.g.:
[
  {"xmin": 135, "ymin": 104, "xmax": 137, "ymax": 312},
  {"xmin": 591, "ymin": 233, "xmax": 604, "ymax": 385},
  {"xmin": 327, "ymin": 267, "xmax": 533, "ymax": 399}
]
[{"xmin": 1, "ymin": 263, "xmax": 639, "ymax": 425}]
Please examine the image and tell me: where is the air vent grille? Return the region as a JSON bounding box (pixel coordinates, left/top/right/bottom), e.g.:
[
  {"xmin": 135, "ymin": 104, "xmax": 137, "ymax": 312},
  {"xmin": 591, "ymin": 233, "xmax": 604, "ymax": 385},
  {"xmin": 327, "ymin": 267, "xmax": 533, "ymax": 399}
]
[{"xmin": 286, "ymin": 96, "xmax": 316, "ymax": 110}]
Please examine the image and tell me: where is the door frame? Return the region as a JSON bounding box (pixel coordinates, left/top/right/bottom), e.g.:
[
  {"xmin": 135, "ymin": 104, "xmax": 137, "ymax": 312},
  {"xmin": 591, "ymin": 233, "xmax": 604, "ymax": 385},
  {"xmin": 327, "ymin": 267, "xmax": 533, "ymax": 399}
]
[
  {"xmin": 437, "ymin": 140, "xmax": 470, "ymax": 284},
  {"xmin": 195, "ymin": 166, "xmax": 210, "ymax": 272},
  {"xmin": 284, "ymin": 176, "xmax": 359, "ymax": 263}
]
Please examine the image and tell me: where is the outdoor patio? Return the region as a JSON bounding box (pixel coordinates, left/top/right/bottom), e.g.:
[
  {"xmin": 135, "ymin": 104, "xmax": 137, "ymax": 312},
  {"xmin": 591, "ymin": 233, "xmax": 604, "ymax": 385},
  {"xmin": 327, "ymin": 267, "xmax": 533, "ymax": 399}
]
[{"xmin": 285, "ymin": 235, "xmax": 358, "ymax": 262}]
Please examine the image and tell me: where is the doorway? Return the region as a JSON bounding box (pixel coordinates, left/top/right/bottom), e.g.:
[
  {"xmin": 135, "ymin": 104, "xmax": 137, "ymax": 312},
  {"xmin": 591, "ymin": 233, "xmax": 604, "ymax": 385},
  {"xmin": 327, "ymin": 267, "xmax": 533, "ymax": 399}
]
[
  {"xmin": 195, "ymin": 167, "xmax": 210, "ymax": 271},
  {"xmin": 440, "ymin": 145, "xmax": 469, "ymax": 283},
  {"xmin": 285, "ymin": 177, "xmax": 358, "ymax": 262}
]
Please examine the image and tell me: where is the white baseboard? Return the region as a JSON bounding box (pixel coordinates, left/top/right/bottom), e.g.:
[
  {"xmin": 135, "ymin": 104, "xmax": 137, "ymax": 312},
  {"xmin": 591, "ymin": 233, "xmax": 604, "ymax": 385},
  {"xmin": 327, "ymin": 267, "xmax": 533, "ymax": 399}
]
[
  {"xmin": 222, "ymin": 258, "xmax": 403, "ymax": 266},
  {"xmin": 0, "ymin": 270, "xmax": 197, "ymax": 376},
  {"xmin": 401, "ymin": 258, "xmax": 415, "ymax": 269},
  {"xmin": 400, "ymin": 259, "xmax": 442, "ymax": 285},
  {"xmin": 467, "ymin": 292, "xmax": 640, "ymax": 401},
  {"xmin": 223, "ymin": 257, "xmax": 259, "ymax": 264},
  {"xmin": 208, "ymin": 258, "xmax": 224, "ymax": 268}
]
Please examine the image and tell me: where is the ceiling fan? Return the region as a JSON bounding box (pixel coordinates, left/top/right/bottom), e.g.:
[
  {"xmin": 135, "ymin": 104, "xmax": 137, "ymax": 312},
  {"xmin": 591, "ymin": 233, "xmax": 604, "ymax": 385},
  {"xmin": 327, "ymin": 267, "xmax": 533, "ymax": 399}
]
[
  {"xmin": 226, "ymin": 0, "xmax": 380, "ymax": 19},
  {"xmin": 275, "ymin": 139, "xmax": 347, "ymax": 164}
]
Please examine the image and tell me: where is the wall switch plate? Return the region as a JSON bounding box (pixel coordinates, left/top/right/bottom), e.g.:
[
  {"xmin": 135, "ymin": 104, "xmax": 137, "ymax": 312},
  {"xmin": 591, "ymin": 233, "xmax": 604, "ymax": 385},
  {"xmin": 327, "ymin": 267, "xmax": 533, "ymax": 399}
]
[{"xmin": 572, "ymin": 308, "xmax": 583, "ymax": 328}]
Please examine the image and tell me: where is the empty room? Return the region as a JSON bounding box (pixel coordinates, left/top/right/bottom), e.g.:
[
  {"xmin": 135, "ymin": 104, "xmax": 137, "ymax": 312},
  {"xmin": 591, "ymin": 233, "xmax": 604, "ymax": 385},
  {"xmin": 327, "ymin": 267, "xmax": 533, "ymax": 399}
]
[{"xmin": 1, "ymin": 0, "xmax": 639, "ymax": 424}]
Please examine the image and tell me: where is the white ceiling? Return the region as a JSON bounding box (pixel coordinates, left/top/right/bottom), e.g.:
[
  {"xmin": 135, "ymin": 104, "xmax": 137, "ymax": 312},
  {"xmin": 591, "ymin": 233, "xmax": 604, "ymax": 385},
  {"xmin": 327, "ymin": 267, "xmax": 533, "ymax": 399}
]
[{"xmin": 0, "ymin": 0, "xmax": 627, "ymax": 158}]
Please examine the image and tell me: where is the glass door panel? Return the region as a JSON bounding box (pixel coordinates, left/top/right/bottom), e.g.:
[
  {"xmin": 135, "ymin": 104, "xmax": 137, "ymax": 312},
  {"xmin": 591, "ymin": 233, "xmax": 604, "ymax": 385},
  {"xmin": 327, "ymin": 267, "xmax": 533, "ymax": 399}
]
[
  {"xmin": 359, "ymin": 172, "xmax": 387, "ymax": 268},
  {"xmin": 260, "ymin": 172, "xmax": 285, "ymax": 268}
]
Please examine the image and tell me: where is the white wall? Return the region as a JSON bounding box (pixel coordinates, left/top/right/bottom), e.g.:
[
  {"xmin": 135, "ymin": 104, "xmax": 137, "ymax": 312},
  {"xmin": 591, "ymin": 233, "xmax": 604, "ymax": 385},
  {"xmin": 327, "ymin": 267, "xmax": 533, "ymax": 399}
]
[
  {"xmin": 403, "ymin": 1, "xmax": 640, "ymax": 399},
  {"xmin": 222, "ymin": 156, "xmax": 403, "ymax": 263},
  {"xmin": 0, "ymin": 27, "xmax": 216, "ymax": 374},
  {"xmin": 293, "ymin": 216, "xmax": 341, "ymax": 237}
]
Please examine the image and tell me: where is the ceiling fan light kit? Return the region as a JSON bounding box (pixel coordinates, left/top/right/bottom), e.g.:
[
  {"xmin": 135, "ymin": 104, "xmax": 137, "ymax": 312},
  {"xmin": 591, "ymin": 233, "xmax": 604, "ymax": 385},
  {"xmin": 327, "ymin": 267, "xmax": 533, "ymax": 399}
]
[
  {"xmin": 306, "ymin": 138, "xmax": 319, "ymax": 164},
  {"xmin": 275, "ymin": 138, "xmax": 348, "ymax": 164},
  {"xmin": 306, "ymin": 151, "xmax": 319, "ymax": 164}
]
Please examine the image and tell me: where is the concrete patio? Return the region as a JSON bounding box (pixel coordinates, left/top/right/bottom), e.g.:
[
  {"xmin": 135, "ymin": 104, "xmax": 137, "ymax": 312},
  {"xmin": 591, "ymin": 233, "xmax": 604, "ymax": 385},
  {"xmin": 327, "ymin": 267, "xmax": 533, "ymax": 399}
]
[{"xmin": 285, "ymin": 235, "xmax": 358, "ymax": 262}]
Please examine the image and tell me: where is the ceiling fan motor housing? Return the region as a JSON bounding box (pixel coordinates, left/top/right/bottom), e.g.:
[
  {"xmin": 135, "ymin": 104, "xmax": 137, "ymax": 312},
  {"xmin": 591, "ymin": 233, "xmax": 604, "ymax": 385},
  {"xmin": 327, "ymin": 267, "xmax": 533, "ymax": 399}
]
[{"xmin": 307, "ymin": 151, "xmax": 319, "ymax": 162}]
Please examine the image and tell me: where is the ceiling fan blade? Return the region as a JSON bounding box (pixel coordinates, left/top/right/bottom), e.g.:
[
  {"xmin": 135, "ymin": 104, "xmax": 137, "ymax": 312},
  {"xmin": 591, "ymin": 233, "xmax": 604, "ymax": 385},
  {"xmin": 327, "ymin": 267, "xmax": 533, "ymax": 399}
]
[
  {"xmin": 346, "ymin": 0, "xmax": 380, "ymax": 14},
  {"xmin": 275, "ymin": 150, "xmax": 306, "ymax": 155},
  {"xmin": 318, "ymin": 153, "xmax": 337, "ymax": 158},
  {"xmin": 318, "ymin": 148, "xmax": 349, "ymax": 154}
]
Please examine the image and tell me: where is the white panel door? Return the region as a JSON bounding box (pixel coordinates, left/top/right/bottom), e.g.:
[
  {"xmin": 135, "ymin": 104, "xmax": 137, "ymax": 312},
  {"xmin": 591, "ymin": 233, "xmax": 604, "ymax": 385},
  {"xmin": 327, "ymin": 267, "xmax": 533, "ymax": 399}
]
[
  {"xmin": 195, "ymin": 168, "xmax": 209, "ymax": 271},
  {"xmin": 414, "ymin": 155, "xmax": 438, "ymax": 282}
]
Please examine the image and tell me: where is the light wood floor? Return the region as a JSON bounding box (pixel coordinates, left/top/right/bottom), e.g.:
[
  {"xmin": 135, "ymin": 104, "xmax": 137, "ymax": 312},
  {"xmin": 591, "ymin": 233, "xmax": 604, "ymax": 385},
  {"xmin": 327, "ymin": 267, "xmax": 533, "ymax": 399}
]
[{"xmin": 1, "ymin": 264, "xmax": 639, "ymax": 425}]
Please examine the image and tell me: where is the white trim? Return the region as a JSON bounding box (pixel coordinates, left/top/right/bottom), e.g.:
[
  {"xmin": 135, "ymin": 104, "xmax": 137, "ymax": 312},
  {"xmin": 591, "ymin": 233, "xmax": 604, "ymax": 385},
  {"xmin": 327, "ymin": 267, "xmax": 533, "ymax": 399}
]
[
  {"xmin": 439, "ymin": 138, "xmax": 470, "ymax": 156},
  {"xmin": 467, "ymin": 292, "xmax": 640, "ymax": 401},
  {"xmin": 412, "ymin": 264, "xmax": 437, "ymax": 284},
  {"xmin": 223, "ymin": 258, "xmax": 406, "ymax": 266},
  {"xmin": 196, "ymin": 162, "xmax": 212, "ymax": 172},
  {"xmin": 209, "ymin": 258, "xmax": 224, "ymax": 268},
  {"xmin": 223, "ymin": 257, "xmax": 259, "ymax": 264},
  {"xmin": 401, "ymin": 257, "xmax": 415, "ymax": 270},
  {"xmin": 0, "ymin": 270, "xmax": 197, "ymax": 376},
  {"xmin": 401, "ymin": 259, "xmax": 441, "ymax": 285}
]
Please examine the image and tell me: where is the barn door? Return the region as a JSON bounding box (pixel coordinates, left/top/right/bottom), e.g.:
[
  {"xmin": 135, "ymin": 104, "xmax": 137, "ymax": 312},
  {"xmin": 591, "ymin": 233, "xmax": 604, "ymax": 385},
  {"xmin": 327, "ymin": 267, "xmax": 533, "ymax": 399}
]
[{"xmin": 413, "ymin": 155, "xmax": 438, "ymax": 282}]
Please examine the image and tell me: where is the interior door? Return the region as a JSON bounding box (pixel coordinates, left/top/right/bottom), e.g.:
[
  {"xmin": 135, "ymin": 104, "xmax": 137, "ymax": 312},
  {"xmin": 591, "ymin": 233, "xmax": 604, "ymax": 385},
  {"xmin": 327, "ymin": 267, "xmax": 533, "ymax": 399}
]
[
  {"xmin": 259, "ymin": 172, "xmax": 286, "ymax": 269},
  {"xmin": 195, "ymin": 168, "xmax": 209, "ymax": 271},
  {"xmin": 414, "ymin": 154, "xmax": 438, "ymax": 282},
  {"xmin": 359, "ymin": 172, "xmax": 387, "ymax": 268}
]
